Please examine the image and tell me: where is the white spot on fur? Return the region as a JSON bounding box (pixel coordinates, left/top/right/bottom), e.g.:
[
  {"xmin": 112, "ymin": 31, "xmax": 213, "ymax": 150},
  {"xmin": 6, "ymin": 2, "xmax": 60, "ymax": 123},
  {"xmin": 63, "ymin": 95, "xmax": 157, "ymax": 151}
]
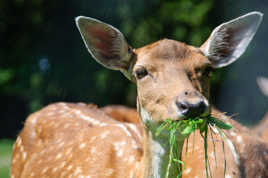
[
  {"xmin": 30, "ymin": 116, "xmax": 38, "ymax": 124},
  {"xmin": 20, "ymin": 145, "xmax": 24, "ymax": 153},
  {"xmin": 58, "ymin": 142, "xmax": 65, "ymax": 148},
  {"xmin": 225, "ymin": 175, "xmax": 232, "ymax": 178},
  {"xmin": 131, "ymin": 140, "xmax": 138, "ymax": 149},
  {"xmin": 99, "ymin": 122, "xmax": 108, "ymax": 127},
  {"xmin": 41, "ymin": 167, "xmax": 49, "ymax": 174},
  {"xmin": 236, "ymin": 136, "xmax": 243, "ymax": 143},
  {"xmin": 184, "ymin": 167, "xmax": 192, "ymax": 174},
  {"xmin": 66, "ymin": 147, "xmax": 73, "ymax": 155},
  {"xmin": 79, "ymin": 143, "xmax": 86, "ymax": 149},
  {"xmin": 129, "ymin": 155, "xmax": 135, "ymax": 163},
  {"xmin": 226, "ymin": 138, "xmax": 240, "ymax": 165},
  {"xmin": 74, "ymin": 167, "xmax": 82, "ymax": 175},
  {"xmin": 127, "ymin": 123, "xmax": 142, "ymax": 139},
  {"xmin": 67, "ymin": 165, "xmax": 73, "ymax": 170},
  {"xmin": 17, "ymin": 137, "xmax": 22, "ymax": 146},
  {"xmin": 74, "ymin": 110, "xmax": 82, "ymax": 115},
  {"xmin": 114, "ymin": 141, "xmax": 126, "ymax": 157},
  {"xmin": 59, "ymin": 103, "xmax": 68, "ymax": 107},
  {"xmin": 230, "ymin": 131, "xmax": 236, "ymax": 136},
  {"xmin": 100, "ymin": 131, "xmax": 110, "ymax": 139},
  {"xmin": 114, "ymin": 124, "xmax": 132, "ymax": 137},
  {"xmin": 90, "ymin": 147, "xmax": 97, "ymax": 154},
  {"xmin": 90, "ymin": 136, "xmax": 97, "ymax": 143},
  {"xmin": 129, "ymin": 170, "xmax": 134, "ymax": 178},
  {"xmin": 58, "ymin": 110, "xmax": 65, "ymax": 114},
  {"xmin": 56, "ymin": 153, "xmax": 62, "ymax": 159},
  {"xmin": 117, "ymin": 149, "xmax": 124, "ymax": 157},
  {"xmin": 59, "ymin": 161, "xmax": 66, "ymax": 168},
  {"xmin": 73, "ymin": 109, "xmax": 105, "ymax": 126},
  {"xmin": 22, "ymin": 152, "xmax": 27, "ymax": 160}
]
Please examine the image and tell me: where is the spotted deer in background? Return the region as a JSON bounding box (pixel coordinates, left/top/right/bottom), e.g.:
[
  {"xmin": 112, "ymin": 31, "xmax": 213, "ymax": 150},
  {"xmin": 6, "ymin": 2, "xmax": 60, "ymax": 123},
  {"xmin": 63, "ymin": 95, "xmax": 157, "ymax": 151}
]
[
  {"xmin": 254, "ymin": 77, "xmax": 268, "ymax": 143},
  {"xmin": 11, "ymin": 12, "xmax": 268, "ymax": 178}
]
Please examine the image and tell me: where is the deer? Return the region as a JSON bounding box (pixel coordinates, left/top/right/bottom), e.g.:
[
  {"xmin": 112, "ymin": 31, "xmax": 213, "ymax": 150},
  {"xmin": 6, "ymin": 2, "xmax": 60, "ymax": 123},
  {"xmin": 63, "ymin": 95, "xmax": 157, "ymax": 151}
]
[
  {"xmin": 254, "ymin": 77, "xmax": 268, "ymax": 142},
  {"xmin": 10, "ymin": 11, "xmax": 268, "ymax": 178}
]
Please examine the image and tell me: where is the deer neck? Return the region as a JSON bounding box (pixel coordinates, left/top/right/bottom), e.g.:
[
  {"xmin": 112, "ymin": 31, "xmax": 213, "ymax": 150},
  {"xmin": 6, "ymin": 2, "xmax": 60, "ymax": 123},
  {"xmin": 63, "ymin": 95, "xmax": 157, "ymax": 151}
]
[{"xmin": 139, "ymin": 107, "xmax": 186, "ymax": 178}]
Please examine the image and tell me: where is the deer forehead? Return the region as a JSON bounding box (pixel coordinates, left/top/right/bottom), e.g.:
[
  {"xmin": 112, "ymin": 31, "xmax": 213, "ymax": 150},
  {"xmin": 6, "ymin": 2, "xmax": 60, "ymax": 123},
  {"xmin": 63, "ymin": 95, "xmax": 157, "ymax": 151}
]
[{"xmin": 134, "ymin": 39, "xmax": 210, "ymax": 73}]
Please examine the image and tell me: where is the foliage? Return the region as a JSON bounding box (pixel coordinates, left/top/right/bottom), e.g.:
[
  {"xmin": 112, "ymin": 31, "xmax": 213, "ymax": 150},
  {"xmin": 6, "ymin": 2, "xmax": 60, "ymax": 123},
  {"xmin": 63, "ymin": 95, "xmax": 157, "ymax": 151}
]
[
  {"xmin": 118, "ymin": 0, "xmax": 215, "ymax": 47},
  {"xmin": 0, "ymin": 140, "xmax": 13, "ymax": 178}
]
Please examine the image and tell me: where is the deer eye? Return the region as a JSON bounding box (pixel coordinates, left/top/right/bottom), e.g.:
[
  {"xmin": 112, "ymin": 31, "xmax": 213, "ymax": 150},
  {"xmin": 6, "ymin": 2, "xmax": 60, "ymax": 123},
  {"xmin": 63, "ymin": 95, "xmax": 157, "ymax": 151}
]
[{"xmin": 135, "ymin": 67, "xmax": 148, "ymax": 80}]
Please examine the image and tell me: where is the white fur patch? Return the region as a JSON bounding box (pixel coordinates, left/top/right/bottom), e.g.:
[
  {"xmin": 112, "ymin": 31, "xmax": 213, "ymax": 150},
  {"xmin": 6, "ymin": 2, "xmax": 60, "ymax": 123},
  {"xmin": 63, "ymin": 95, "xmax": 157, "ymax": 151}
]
[
  {"xmin": 151, "ymin": 139, "xmax": 165, "ymax": 178},
  {"xmin": 140, "ymin": 107, "xmax": 153, "ymax": 123},
  {"xmin": 226, "ymin": 138, "xmax": 240, "ymax": 165},
  {"xmin": 184, "ymin": 168, "xmax": 192, "ymax": 175},
  {"xmin": 236, "ymin": 136, "xmax": 243, "ymax": 143},
  {"xmin": 127, "ymin": 123, "xmax": 142, "ymax": 140}
]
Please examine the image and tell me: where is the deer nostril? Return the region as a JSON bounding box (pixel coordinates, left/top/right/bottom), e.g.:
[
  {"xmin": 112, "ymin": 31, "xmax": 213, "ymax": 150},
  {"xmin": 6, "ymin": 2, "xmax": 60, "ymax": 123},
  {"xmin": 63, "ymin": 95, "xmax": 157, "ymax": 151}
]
[
  {"xmin": 180, "ymin": 103, "xmax": 188, "ymax": 110},
  {"xmin": 176, "ymin": 101, "xmax": 189, "ymax": 112}
]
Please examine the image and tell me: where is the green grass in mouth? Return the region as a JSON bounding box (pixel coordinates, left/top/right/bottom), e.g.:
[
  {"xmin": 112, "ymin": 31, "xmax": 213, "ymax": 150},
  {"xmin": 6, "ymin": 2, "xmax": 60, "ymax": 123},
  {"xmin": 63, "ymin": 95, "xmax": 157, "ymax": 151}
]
[{"xmin": 156, "ymin": 116, "xmax": 232, "ymax": 178}]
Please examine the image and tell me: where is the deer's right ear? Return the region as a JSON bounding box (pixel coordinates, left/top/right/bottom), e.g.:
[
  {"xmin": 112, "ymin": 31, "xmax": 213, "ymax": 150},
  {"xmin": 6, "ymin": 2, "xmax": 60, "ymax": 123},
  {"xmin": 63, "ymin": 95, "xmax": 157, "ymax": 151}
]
[
  {"xmin": 200, "ymin": 12, "xmax": 263, "ymax": 68},
  {"xmin": 75, "ymin": 16, "xmax": 135, "ymax": 75}
]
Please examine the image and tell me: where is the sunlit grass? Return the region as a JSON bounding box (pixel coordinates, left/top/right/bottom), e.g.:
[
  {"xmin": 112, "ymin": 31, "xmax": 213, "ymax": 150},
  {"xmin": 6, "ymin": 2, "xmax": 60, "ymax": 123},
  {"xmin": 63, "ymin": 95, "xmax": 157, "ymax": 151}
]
[{"xmin": 0, "ymin": 140, "xmax": 13, "ymax": 178}]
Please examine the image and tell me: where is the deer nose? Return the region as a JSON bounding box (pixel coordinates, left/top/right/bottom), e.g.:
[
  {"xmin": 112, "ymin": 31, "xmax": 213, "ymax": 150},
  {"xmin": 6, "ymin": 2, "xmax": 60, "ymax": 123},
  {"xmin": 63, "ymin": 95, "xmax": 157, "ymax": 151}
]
[{"xmin": 176, "ymin": 100, "xmax": 207, "ymax": 118}]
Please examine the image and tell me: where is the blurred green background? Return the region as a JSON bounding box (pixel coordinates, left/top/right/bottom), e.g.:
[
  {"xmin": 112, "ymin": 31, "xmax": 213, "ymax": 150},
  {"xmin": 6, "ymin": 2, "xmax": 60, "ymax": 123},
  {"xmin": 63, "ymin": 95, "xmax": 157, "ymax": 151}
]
[{"xmin": 0, "ymin": 0, "xmax": 267, "ymax": 177}]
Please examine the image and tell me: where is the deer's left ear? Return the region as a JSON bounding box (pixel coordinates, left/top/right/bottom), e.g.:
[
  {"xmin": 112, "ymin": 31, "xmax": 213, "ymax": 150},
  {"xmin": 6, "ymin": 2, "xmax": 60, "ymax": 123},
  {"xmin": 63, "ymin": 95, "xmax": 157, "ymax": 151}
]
[
  {"xmin": 75, "ymin": 16, "xmax": 135, "ymax": 78},
  {"xmin": 200, "ymin": 12, "xmax": 263, "ymax": 68}
]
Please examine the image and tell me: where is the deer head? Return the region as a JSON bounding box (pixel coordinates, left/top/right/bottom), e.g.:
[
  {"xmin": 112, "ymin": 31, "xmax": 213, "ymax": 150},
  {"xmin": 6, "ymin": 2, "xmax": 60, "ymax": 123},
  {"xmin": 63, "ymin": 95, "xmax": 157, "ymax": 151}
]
[{"xmin": 76, "ymin": 12, "xmax": 262, "ymax": 126}]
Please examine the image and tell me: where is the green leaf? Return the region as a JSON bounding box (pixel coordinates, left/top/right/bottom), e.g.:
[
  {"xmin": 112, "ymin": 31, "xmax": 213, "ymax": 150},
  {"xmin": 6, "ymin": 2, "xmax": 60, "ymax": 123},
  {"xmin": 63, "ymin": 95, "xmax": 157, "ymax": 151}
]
[
  {"xmin": 181, "ymin": 125, "xmax": 194, "ymax": 136},
  {"xmin": 210, "ymin": 117, "xmax": 232, "ymax": 130},
  {"xmin": 173, "ymin": 158, "xmax": 184, "ymax": 165}
]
